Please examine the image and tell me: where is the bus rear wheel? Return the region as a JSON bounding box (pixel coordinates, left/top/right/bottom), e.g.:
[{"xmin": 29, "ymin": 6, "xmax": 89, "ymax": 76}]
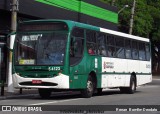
[
  {"xmin": 81, "ymin": 76, "xmax": 94, "ymax": 98},
  {"xmin": 120, "ymin": 76, "xmax": 136, "ymax": 94},
  {"xmin": 127, "ymin": 76, "xmax": 136, "ymax": 94},
  {"xmin": 38, "ymin": 88, "xmax": 52, "ymax": 99}
]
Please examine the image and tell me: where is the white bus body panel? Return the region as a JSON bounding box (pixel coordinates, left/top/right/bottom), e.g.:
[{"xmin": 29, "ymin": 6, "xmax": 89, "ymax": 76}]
[{"xmin": 101, "ymin": 57, "xmax": 152, "ymax": 88}]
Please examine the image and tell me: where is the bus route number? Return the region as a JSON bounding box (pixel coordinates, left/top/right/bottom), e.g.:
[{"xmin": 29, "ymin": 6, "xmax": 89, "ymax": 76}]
[{"xmin": 48, "ymin": 67, "xmax": 60, "ymax": 71}]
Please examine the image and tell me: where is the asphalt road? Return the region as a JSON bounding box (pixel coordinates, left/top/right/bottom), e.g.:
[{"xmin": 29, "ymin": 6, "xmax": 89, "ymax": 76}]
[{"xmin": 0, "ymin": 78, "xmax": 160, "ymax": 114}]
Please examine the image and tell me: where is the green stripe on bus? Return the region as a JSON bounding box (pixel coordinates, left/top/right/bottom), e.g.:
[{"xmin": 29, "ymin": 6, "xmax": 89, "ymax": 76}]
[
  {"xmin": 73, "ymin": 21, "xmax": 100, "ymax": 31},
  {"xmin": 36, "ymin": 0, "xmax": 118, "ymax": 24}
]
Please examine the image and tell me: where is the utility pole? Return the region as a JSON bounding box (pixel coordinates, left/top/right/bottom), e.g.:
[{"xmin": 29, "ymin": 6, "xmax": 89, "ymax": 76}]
[
  {"xmin": 111, "ymin": 0, "xmax": 116, "ymax": 6},
  {"xmin": 129, "ymin": 0, "xmax": 136, "ymax": 34},
  {"xmin": 11, "ymin": 0, "xmax": 18, "ymax": 32},
  {"xmin": 8, "ymin": 0, "xmax": 19, "ymax": 92}
]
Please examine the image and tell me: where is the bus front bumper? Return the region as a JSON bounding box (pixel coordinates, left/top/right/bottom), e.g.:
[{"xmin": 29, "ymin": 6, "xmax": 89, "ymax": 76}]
[{"xmin": 12, "ymin": 73, "xmax": 69, "ymax": 89}]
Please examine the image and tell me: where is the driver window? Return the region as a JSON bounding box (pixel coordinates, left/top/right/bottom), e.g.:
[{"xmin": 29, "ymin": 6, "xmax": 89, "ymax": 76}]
[{"xmin": 70, "ymin": 28, "xmax": 84, "ymax": 65}]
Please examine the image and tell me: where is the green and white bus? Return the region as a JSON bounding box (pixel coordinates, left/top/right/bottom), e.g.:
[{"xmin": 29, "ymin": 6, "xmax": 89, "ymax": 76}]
[{"xmin": 12, "ymin": 20, "xmax": 152, "ymax": 98}]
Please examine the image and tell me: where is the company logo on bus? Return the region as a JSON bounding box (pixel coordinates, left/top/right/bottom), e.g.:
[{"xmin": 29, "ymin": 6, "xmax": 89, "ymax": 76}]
[{"xmin": 103, "ymin": 62, "xmax": 114, "ymax": 69}]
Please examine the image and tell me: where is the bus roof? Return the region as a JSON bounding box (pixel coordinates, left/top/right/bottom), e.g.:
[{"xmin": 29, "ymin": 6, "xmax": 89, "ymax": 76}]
[
  {"xmin": 100, "ymin": 28, "xmax": 149, "ymax": 42},
  {"xmin": 20, "ymin": 19, "xmax": 149, "ymax": 42}
]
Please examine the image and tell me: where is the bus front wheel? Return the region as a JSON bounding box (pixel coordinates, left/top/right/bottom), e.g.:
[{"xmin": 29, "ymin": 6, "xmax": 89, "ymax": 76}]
[
  {"xmin": 38, "ymin": 88, "xmax": 52, "ymax": 99},
  {"xmin": 81, "ymin": 76, "xmax": 94, "ymax": 98}
]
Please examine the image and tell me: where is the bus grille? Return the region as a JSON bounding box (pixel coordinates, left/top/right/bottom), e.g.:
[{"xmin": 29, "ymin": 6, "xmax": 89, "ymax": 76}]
[{"xmin": 19, "ymin": 82, "xmax": 58, "ymax": 86}]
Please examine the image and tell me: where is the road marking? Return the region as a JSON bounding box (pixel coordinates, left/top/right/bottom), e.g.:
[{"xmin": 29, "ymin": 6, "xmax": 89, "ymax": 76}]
[
  {"xmin": 139, "ymin": 85, "xmax": 160, "ymax": 88},
  {"xmin": 153, "ymin": 79, "xmax": 160, "ymax": 80},
  {"xmin": 30, "ymin": 98, "xmax": 84, "ymax": 105}
]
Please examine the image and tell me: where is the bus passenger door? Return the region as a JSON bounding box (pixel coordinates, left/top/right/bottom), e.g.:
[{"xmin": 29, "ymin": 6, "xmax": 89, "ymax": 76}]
[{"xmin": 69, "ymin": 28, "xmax": 85, "ymax": 88}]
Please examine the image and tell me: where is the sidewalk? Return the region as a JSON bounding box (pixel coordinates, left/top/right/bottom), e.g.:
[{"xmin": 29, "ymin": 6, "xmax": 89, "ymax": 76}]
[{"xmin": 0, "ymin": 76, "xmax": 159, "ymax": 100}]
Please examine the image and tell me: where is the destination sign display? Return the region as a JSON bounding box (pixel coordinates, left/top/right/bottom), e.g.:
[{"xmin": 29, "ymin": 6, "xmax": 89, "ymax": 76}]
[{"xmin": 18, "ymin": 22, "xmax": 68, "ymax": 31}]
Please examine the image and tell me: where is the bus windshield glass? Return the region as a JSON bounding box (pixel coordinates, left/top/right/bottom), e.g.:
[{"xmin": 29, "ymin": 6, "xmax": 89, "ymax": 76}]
[{"xmin": 15, "ymin": 31, "xmax": 68, "ymax": 65}]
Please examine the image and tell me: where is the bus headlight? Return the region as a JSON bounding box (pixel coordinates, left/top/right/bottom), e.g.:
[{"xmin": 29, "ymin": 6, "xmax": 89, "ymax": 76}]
[
  {"xmin": 16, "ymin": 73, "xmax": 21, "ymax": 76},
  {"xmin": 58, "ymin": 70, "xmax": 63, "ymax": 76}
]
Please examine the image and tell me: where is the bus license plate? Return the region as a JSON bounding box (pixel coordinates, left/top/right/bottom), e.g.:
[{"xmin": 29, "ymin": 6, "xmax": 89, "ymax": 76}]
[{"xmin": 32, "ymin": 80, "xmax": 42, "ymax": 84}]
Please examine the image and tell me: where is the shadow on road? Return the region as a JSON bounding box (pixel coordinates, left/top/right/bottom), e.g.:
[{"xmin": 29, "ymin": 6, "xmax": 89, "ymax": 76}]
[
  {"xmin": 34, "ymin": 89, "xmax": 142, "ymax": 100},
  {"xmin": 8, "ymin": 88, "xmax": 145, "ymax": 100}
]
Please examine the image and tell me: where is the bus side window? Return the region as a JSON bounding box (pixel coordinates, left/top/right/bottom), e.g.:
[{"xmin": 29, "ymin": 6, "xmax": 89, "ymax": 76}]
[
  {"xmin": 106, "ymin": 35, "xmax": 116, "ymax": 57},
  {"xmin": 97, "ymin": 33, "xmax": 107, "ymax": 56},
  {"xmin": 139, "ymin": 42, "xmax": 146, "ymax": 60},
  {"xmin": 125, "ymin": 39, "xmax": 132, "ymax": 59},
  {"xmin": 107, "ymin": 46, "xmax": 114, "ymax": 57},
  {"xmin": 86, "ymin": 30, "xmax": 97, "ymax": 55},
  {"xmin": 132, "ymin": 41, "xmax": 139, "ymax": 60},
  {"xmin": 115, "ymin": 37, "xmax": 125, "ymax": 58},
  {"xmin": 145, "ymin": 43, "xmax": 150, "ymax": 61}
]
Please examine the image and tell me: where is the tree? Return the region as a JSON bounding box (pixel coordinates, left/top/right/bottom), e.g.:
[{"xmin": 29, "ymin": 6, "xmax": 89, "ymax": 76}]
[
  {"xmin": 147, "ymin": 0, "xmax": 160, "ymax": 74},
  {"xmin": 100, "ymin": 0, "xmax": 160, "ymax": 74}
]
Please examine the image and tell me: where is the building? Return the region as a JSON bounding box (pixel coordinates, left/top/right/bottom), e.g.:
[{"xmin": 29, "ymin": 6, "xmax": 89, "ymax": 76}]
[{"xmin": 0, "ymin": 0, "xmax": 118, "ymax": 84}]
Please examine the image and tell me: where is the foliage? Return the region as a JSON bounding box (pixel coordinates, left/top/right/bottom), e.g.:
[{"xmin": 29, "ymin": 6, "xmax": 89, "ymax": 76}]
[
  {"xmin": 100, "ymin": 0, "xmax": 160, "ymax": 38},
  {"xmin": 100, "ymin": 0, "xmax": 160, "ymax": 74}
]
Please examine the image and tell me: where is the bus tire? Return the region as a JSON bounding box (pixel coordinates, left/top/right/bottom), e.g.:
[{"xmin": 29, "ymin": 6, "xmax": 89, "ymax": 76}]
[
  {"xmin": 38, "ymin": 88, "xmax": 52, "ymax": 99},
  {"xmin": 120, "ymin": 76, "xmax": 136, "ymax": 94},
  {"xmin": 127, "ymin": 76, "xmax": 136, "ymax": 94},
  {"xmin": 81, "ymin": 76, "xmax": 94, "ymax": 98}
]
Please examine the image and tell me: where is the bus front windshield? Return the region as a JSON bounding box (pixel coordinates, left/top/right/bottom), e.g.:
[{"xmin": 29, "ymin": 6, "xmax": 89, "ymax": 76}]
[{"xmin": 15, "ymin": 32, "xmax": 68, "ymax": 65}]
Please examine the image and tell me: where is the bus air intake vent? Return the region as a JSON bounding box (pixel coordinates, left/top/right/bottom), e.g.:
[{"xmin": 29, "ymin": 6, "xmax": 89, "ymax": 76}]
[{"xmin": 19, "ymin": 82, "xmax": 58, "ymax": 86}]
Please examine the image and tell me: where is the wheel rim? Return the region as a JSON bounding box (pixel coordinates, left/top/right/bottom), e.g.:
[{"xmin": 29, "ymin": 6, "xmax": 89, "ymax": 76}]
[
  {"xmin": 87, "ymin": 80, "xmax": 93, "ymax": 93},
  {"xmin": 131, "ymin": 81, "xmax": 135, "ymax": 91}
]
